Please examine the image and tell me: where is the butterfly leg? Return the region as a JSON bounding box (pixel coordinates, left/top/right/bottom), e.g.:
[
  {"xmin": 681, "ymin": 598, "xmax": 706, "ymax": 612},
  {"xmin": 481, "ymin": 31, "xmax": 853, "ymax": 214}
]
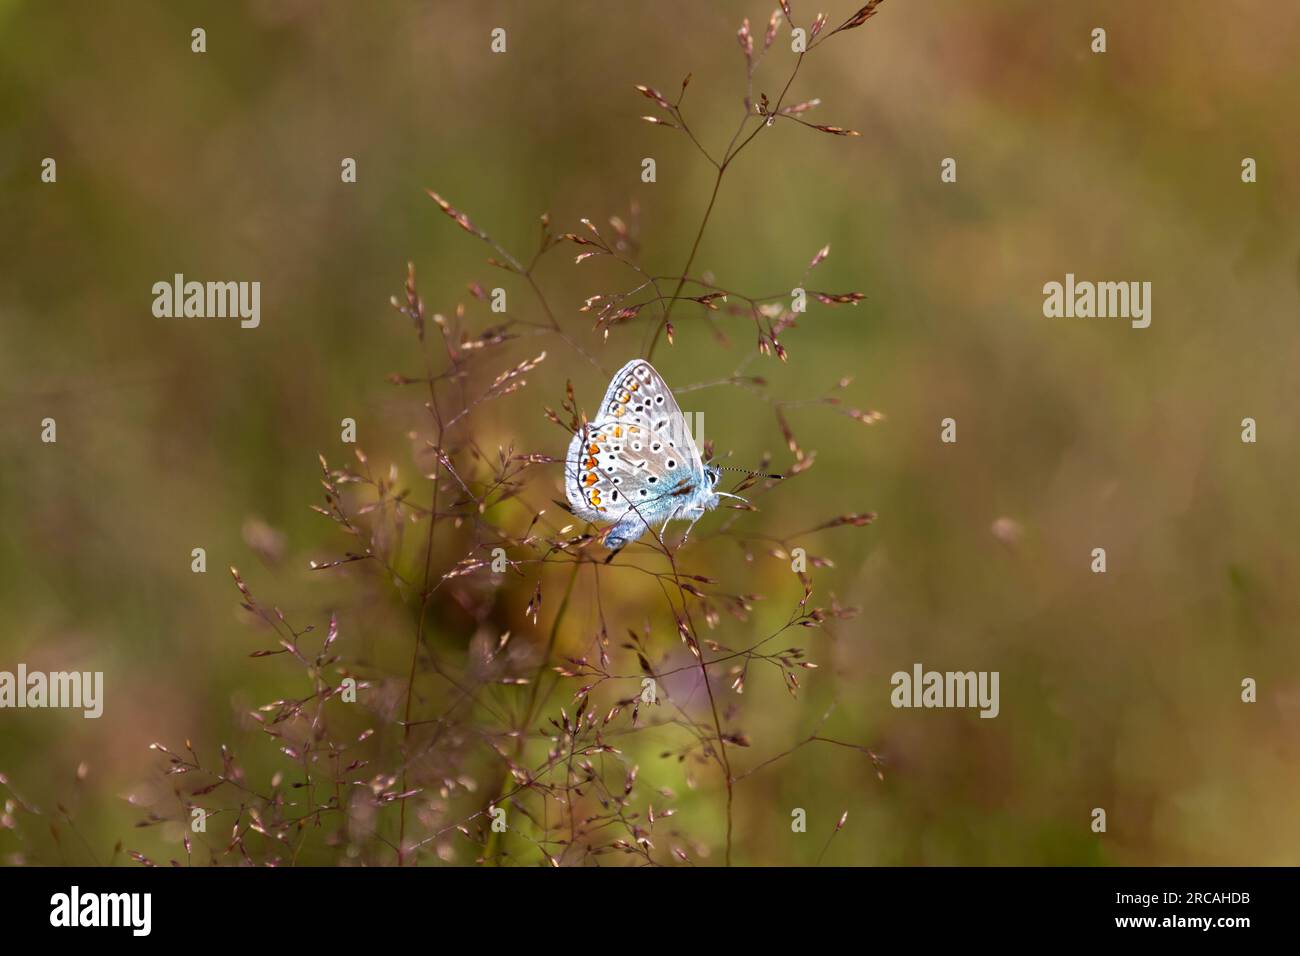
[
  {"xmin": 715, "ymin": 491, "xmax": 749, "ymax": 504},
  {"xmin": 678, "ymin": 512, "xmax": 703, "ymax": 548}
]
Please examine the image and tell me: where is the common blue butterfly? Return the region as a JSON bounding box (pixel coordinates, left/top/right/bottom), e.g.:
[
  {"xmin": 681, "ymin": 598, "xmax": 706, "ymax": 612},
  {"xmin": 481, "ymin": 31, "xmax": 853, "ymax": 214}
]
[{"xmin": 565, "ymin": 360, "xmax": 734, "ymax": 553}]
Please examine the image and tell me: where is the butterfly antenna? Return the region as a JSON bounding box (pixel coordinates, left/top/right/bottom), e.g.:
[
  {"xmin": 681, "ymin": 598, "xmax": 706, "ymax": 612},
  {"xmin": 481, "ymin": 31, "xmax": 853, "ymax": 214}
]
[{"xmin": 713, "ymin": 464, "xmax": 784, "ymax": 480}]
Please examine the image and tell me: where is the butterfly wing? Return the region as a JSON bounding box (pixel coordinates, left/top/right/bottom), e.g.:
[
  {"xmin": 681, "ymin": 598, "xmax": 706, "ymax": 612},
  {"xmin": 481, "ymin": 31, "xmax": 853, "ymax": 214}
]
[
  {"xmin": 564, "ymin": 427, "xmax": 606, "ymax": 522},
  {"xmin": 564, "ymin": 360, "xmax": 707, "ymax": 544}
]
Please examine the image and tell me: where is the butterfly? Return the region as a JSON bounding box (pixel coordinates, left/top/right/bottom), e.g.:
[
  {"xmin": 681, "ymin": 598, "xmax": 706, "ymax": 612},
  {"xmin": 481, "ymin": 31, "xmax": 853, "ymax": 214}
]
[{"xmin": 565, "ymin": 360, "xmax": 742, "ymax": 554}]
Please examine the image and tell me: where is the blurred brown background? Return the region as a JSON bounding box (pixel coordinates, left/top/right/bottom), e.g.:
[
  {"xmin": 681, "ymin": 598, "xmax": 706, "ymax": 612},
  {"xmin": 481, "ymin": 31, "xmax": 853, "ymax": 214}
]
[{"xmin": 1, "ymin": 0, "xmax": 1298, "ymax": 865}]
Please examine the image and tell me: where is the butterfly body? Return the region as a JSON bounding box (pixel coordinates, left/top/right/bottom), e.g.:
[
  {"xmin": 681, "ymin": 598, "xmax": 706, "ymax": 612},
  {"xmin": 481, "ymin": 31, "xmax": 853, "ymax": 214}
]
[{"xmin": 565, "ymin": 360, "xmax": 722, "ymax": 552}]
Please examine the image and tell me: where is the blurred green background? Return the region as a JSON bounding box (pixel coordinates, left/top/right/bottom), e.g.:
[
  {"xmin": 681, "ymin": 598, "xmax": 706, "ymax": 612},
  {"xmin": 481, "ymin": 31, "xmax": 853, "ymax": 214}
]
[{"xmin": 2, "ymin": 0, "xmax": 1299, "ymax": 865}]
